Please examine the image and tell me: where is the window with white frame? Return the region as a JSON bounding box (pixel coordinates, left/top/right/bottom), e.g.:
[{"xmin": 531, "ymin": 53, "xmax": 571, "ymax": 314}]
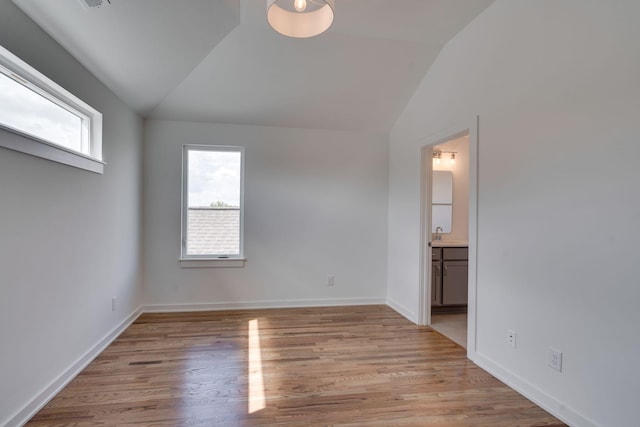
[
  {"xmin": 181, "ymin": 145, "xmax": 245, "ymax": 267},
  {"xmin": 0, "ymin": 45, "xmax": 103, "ymax": 173}
]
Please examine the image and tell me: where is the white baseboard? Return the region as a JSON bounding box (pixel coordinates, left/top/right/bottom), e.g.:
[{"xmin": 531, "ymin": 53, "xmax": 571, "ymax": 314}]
[
  {"xmin": 471, "ymin": 352, "xmax": 599, "ymax": 427},
  {"xmin": 143, "ymin": 297, "xmax": 386, "ymax": 313},
  {"xmin": 385, "ymin": 297, "xmax": 417, "ymax": 323},
  {"xmin": 4, "ymin": 307, "xmax": 142, "ymax": 427}
]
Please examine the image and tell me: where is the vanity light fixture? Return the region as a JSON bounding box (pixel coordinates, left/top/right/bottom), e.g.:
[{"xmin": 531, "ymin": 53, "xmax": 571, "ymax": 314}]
[
  {"xmin": 433, "ymin": 150, "xmax": 457, "ymax": 165},
  {"xmin": 267, "ymin": 0, "xmax": 335, "ymax": 38}
]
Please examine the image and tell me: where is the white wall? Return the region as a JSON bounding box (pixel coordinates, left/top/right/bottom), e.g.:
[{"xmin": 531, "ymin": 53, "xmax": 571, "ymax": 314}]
[
  {"xmin": 388, "ymin": 1, "xmax": 640, "ymax": 426},
  {"xmin": 0, "ymin": 3, "xmax": 143, "ymax": 425},
  {"xmin": 143, "ymin": 120, "xmax": 388, "ymax": 308}
]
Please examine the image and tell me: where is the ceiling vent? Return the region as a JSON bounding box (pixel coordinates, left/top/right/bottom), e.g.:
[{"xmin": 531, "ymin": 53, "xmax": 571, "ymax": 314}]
[{"xmin": 81, "ymin": 0, "xmax": 111, "ymax": 9}]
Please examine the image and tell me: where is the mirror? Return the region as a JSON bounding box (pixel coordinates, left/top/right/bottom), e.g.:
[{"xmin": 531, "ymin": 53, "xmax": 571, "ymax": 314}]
[
  {"xmin": 432, "ymin": 170, "xmax": 453, "ymax": 233},
  {"xmin": 432, "ymin": 205, "xmax": 452, "ymax": 233}
]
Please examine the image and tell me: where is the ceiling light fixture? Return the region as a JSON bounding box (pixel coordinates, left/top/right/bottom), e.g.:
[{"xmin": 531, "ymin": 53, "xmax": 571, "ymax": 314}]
[{"xmin": 267, "ymin": 0, "xmax": 335, "ymax": 38}]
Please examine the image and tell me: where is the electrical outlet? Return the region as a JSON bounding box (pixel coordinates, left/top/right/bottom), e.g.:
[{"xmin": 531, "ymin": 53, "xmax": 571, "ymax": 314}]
[
  {"xmin": 111, "ymin": 296, "xmax": 117, "ymax": 312},
  {"xmin": 507, "ymin": 329, "xmax": 516, "ymax": 348},
  {"xmin": 327, "ymin": 275, "xmax": 335, "ymax": 286},
  {"xmin": 549, "ymin": 347, "xmax": 563, "ymax": 372}
]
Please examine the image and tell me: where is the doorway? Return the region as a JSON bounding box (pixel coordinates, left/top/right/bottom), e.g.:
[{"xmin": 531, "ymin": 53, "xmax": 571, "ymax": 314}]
[
  {"xmin": 418, "ymin": 118, "xmax": 478, "ymax": 356},
  {"xmin": 431, "ymin": 135, "xmax": 469, "ymax": 348}
]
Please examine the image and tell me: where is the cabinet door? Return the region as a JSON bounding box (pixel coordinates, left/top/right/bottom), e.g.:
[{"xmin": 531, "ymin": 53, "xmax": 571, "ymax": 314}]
[
  {"xmin": 431, "ymin": 261, "xmax": 442, "ymax": 306},
  {"xmin": 442, "ymin": 260, "xmax": 468, "ymax": 305}
]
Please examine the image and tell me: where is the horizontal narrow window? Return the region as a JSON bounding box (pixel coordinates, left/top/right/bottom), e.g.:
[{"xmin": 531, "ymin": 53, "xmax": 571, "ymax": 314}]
[{"xmin": 0, "ymin": 45, "xmax": 103, "ymax": 173}]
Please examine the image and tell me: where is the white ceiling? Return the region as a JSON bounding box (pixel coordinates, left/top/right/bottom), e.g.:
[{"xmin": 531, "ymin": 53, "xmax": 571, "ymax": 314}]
[{"xmin": 13, "ymin": 0, "xmax": 493, "ymax": 132}]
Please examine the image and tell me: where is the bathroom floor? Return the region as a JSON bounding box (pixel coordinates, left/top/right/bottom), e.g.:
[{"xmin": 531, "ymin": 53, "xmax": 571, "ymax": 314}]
[{"xmin": 431, "ymin": 312, "xmax": 467, "ymax": 349}]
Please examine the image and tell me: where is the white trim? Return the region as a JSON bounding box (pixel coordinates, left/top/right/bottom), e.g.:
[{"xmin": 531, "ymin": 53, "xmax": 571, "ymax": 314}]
[
  {"xmin": 385, "ymin": 297, "xmax": 417, "ymax": 324},
  {"xmin": 418, "ymin": 145, "xmax": 433, "ymax": 326},
  {"xmin": 0, "ymin": 127, "xmax": 105, "ymax": 174},
  {"xmin": 416, "ymin": 116, "xmax": 479, "ymax": 359},
  {"xmin": 179, "ymin": 257, "xmax": 246, "ymax": 268},
  {"xmin": 0, "ymin": 45, "xmax": 103, "ymax": 174},
  {"xmin": 143, "ymin": 298, "xmax": 386, "ymax": 313},
  {"xmin": 471, "ymin": 352, "xmax": 599, "ymax": 427},
  {"xmin": 467, "ymin": 116, "xmax": 479, "ymax": 357},
  {"xmin": 3, "ymin": 307, "xmax": 142, "ymax": 427}
]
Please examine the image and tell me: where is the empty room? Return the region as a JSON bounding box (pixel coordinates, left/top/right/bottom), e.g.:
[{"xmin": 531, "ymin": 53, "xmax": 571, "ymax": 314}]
[{"xmin": 1, "ymin": 1, "xmax": 638, "ymax": 426}]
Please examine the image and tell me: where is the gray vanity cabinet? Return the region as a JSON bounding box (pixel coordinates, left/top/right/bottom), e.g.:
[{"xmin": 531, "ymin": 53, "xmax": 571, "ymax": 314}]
[
  {"xmin": 432, "ymin": 246, "xmax": 468, "ymax": 306},
  {"xmin": 442, "ymin": 260, "xmax": 468, "ymax": 305}
]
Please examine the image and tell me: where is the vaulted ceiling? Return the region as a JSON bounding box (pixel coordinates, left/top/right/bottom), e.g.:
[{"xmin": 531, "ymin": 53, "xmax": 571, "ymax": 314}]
[{"xmin": 13, "ymin": 0, "xmax": 493, "ymax": 132}]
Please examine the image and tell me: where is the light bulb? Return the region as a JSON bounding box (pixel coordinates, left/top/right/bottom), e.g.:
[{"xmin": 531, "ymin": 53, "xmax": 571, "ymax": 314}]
[
  {"xmin": 294, "ymin": 0, "xmax": 306, "ymax": 12},
  {"xmin": 450, "ymin": 153, "xmax": 456, "ymax": 164},
  {"xmin": 433, "ymin": 151, "xmax": 441, "ymax": 165}
]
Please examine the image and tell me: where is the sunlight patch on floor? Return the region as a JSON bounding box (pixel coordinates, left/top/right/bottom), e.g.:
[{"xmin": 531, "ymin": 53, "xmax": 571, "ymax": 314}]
[{"xmin": 248, "ymin": 319, "xmax": 266, "ymax": 414}]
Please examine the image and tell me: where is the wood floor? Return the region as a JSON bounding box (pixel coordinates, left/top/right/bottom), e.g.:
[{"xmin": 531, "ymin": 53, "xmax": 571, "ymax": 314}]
[{"xmin": 27, "ymin": 306, "xmax": 566, "ymax": 426}]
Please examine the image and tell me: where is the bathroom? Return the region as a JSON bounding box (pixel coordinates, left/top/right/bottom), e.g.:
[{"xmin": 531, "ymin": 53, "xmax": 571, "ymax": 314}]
[{"xmin": 430, "ymin": 134, "xmax": 469, "ymax": 348}]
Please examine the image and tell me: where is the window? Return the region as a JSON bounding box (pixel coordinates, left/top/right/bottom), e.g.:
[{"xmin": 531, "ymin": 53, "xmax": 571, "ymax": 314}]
[
  {"xmin": 0, "ymin": 45, "xmax": 103, "ymax": 173},
  {"xmin": 181, "ymin": 145, "xmax": 245, "ymax": 267}
]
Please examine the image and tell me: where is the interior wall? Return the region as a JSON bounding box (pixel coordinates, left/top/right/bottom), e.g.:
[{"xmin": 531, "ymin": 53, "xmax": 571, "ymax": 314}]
[
  {"xmin": 432, "ymin": 136, "xmax": 469, "ymax": 242},
  {"xmin": 0, "ymin": 3, "xmax": 143, "ymax": 425},
  {"xmin": 143, "ymin": 120, "xmax": 388, "ymax": 308},
  {"xmin": 388, "ymin": 1, "xmax": 640, "ymax": 426}
]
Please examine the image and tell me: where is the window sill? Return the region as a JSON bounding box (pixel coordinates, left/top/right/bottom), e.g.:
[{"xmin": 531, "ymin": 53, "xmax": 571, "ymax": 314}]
[
  {"xmin": 179, "ymin": 257, "xmax": 246, "ymax": 268},
  {"xmin": 0, "ymin": 127, "xmax": 105, "ymax": 174}
]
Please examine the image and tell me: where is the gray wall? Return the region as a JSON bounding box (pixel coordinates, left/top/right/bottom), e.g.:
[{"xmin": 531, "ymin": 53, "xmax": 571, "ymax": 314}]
[
  {"xmin": 388, "ymin": 1, "xmax": 640, "ymax": 426},
  {"xmin": 144, "ymin": 120, "xmax": 388, "ymax": 308},
  {"xmin": 0, "ymin": 2, "xmax": 143, "ymax": 425}
]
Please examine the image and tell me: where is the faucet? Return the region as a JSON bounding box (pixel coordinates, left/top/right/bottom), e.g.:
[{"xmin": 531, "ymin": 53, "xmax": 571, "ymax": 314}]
[{"xmin": 434, "ymin": 226, "xmax": 443, "ymax": 241}]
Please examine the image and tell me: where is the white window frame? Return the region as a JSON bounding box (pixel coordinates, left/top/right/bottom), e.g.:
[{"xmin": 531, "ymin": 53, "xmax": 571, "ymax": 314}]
[
  {"xmin": 0, "ymin": 45, "xmax": 104, "ymax": 174},
  {"xmin": 180, "ymin": 144, "xmax": 246, "ymax": 268}
]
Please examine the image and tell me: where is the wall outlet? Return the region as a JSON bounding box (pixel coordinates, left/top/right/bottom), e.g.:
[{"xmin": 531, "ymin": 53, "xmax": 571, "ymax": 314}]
[
  {"xmin": 327, "ymin": 275, "xmax": 335, "ymax": 286},
  {"xmin": 111, "ymin": 296, "xmax": 117, "ymax": 312},
  {"xmin": 549, "ymin": 347, "xmax": 563, "ymax": 372},
  {"xmin": 507, "ymin": 329, "xmax": 516, "ymax": 348}
]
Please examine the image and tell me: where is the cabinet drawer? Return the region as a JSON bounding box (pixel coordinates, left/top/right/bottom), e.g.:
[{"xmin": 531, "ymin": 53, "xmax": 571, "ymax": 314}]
[
  {"xmin": 443, "ymin": 247, "xmax": 468, "ymax": 260},
  {"xmin": 432, "ymin": 247, "xmax": 442, "ymax": 261}
]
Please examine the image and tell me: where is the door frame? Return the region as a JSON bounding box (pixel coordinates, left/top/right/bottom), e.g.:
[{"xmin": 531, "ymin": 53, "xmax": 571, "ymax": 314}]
[{"xmin": 418, "ymin": 116, "xmax": 479, "ymax": 357}]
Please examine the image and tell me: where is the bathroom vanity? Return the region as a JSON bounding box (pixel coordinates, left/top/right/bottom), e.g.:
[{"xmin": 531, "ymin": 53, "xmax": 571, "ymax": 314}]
[{"xmin": 431, "ymin": 242, "xmax": 468, "ymax": 308}]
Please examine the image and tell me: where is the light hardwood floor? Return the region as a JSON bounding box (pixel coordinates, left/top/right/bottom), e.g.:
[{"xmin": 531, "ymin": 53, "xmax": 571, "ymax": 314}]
[{"xmin": 26, "ymin": 306, "xmax": 565, "ymax": 426}]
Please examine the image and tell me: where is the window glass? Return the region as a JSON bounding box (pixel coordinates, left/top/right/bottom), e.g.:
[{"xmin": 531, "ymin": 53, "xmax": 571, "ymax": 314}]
[
  {"xmin": 184, "ymin": 147, "xmax": 243, "ymax": 257},
  {"xmin": 0, "ymin": 71, "xmax": 84, "ymax": 153}
]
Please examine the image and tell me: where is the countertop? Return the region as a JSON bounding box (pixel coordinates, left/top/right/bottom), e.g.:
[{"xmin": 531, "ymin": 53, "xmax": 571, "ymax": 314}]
[{"xmin": 431, "ymin": 240, "xmax": 468, "ymax": 247}]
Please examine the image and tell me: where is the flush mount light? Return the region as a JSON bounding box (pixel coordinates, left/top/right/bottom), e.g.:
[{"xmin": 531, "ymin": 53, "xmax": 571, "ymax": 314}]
[{"xmin": 267, "ymin": 0, "xmax": 335, "ymax": 38}]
